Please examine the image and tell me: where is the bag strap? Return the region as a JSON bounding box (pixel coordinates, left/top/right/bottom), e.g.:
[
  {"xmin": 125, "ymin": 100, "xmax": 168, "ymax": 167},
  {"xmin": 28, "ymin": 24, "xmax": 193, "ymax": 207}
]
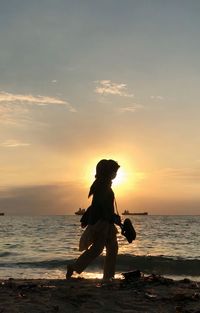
[{"xmin": 114, "ymin": 197, "xmax": 120, "ymax": 216}]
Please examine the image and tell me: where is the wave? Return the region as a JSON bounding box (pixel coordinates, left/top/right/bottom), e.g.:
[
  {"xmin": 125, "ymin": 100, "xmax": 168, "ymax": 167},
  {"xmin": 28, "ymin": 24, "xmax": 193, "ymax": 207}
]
[
  {"xmin": 116, "ymin": 255, "xmax": 200, "ymax": 276},
  {"xmin": 0, "ymin": 252, "xmax": 15, "ymax": 257},
  {"xmin": 0, "ymin": 254, "xmax": 200, "ymax": 276}
]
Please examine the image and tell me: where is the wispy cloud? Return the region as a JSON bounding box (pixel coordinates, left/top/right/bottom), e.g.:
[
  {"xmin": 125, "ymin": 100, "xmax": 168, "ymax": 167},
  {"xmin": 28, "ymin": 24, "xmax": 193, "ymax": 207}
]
[
  {"xmin": 0, "ymin": 139, "xmax": 31, "ymax": 148},
  {"xmin": 0, "ymin": 91, "xmax": 64, "ymax": 105},
  {"xmin": 150, "ymin": 95, "xmax": 164, "ymax": 100},
  {"xmin": 0, "ymin": 91, "xmax": 76, "ymax": 112},
  {"xmin": 157, "ymin": 167, "xmax": 200, "ymax": 181},
  {"xmin": 0, "ymin": 91, "xmax": 76, "ymax": 125},
  {"xmin": 118, "ymin": 104, "xmax": 144, "ymax": 113},
  {"xmin": 0, "ymin": 104, "xmax": 30, "ymax": 125},
  {"xmin": 95, "ymin": 80, "xmax": 134, "ymax": 98}
]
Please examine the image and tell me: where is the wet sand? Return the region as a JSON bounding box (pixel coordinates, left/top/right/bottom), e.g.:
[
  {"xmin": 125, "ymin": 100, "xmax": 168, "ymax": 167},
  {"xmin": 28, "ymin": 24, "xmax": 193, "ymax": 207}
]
[{"xmin": 0, "ymin": 275, "xmax": 200, "ymax": 313}]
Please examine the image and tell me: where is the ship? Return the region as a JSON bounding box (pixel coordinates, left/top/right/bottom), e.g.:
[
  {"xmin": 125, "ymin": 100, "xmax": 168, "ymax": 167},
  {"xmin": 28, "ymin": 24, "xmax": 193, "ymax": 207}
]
[
  {"xmin": 0, "ymin": 213, "xmax": 4, "ymax": 216},
  {"xmin": 122, "ymin": 210, "xmax": 148, "ymax": 216},
  {"xmin": 75, "ymin": 208, "xmax": 86, "ymax": 215}
]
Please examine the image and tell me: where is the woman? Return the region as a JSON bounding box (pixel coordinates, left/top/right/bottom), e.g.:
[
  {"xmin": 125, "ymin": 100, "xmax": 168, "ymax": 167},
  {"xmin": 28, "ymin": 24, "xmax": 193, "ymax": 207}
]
[{"xmin": 66, "ymin": 159, "xmax": 120, "ymax": 281}]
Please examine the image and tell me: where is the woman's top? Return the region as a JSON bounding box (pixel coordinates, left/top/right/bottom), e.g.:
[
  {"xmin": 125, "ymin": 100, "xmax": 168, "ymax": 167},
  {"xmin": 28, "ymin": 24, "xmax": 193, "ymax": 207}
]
[{"xmin": 88, "ymin": 179, "xmax": 115, "ymax": 225}]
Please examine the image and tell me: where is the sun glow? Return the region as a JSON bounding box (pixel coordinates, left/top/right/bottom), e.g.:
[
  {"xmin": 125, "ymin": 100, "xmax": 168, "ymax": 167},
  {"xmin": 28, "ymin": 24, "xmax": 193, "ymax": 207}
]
[
  {"xmin": 112, "ymin": 165, "xmax": 135, "ymax": 195},
  {"xmin": 112, "ymin": 167, "xmax": 126, "ymax": 187},
  {"xmin": 83, "ymin": 156, "xmax": 138, "ymax": 196}
]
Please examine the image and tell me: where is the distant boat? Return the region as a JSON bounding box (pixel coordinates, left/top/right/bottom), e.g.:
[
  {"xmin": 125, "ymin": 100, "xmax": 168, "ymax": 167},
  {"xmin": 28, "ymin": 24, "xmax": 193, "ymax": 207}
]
[
  {"xmin": 0, "ymin": 213, "xmax": 4, "ymax": 216},
  {"xmin": 75, "ymin": 208, "xmax": 86, "ymax": 215},
  {"xmin": 122, "ymin": 210, "xmax": 148, "ymax": 216}
]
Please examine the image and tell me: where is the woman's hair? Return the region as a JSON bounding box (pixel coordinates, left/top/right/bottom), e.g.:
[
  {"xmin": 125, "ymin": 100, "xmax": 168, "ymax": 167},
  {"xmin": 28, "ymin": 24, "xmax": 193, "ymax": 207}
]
[
  {"xmin": 88, "ymin": 159, "xmax": 120, "ymax": 197},
  {"xmin": 88, "ymin": 159, "xmax": 120, "ymax": 198},
  {"xmin": 95, "ymin": 159, "xmax": 120, "ymax": 179}
]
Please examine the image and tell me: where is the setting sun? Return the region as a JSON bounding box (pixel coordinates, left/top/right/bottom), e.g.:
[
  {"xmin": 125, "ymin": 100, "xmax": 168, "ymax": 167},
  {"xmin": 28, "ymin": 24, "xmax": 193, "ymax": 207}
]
[{"xmin": 82, "ymin": 156, "xmax": 139, "ymax": 197}]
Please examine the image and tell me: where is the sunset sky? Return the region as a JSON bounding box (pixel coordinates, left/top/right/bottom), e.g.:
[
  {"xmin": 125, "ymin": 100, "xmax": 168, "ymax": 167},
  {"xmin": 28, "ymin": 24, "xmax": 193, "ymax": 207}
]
[{"xmin": 0, "ymin": 0, "xmax": 200, "ymax": 215}]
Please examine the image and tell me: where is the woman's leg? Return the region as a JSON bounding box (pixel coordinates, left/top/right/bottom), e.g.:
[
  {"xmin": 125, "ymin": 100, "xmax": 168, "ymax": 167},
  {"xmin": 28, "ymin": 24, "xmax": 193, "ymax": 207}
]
[
  {"xmin": 67, "ymin": 237, "xmax": 105, "ymax": 277},
  {"xmin": 103, "ymin": 227, "xmax": 118, "ymax": 280}
]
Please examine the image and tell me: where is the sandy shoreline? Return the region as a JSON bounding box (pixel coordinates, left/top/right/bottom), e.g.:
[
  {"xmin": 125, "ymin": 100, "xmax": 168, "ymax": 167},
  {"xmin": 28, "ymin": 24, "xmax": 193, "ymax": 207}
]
[{"xmin": 0, "ymin": 275, "xmax": 200, "ymax": 313}]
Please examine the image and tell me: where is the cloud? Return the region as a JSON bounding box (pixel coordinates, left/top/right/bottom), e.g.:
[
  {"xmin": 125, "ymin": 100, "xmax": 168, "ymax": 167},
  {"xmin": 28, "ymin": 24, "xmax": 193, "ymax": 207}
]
[
  {"xmin": 0, "ymin": 183, "xmax": 87, "ymax": 215},
  {"xmin": 0, "ymin": 91, "xmax": 76, "ymax": 125},
  {"xmin": 0, "ymin": 139, "xmax": 31, "ymax": 148},
  {"xmin": 95, "ymin": 80, "xmax": 134, "ymax": 97},
  {"xmin": 0, "ymin": 103, "xmax": 30, "ymax": 125},
  {"xmin": 1, "ymin": 183, "xmax": 200, "ymax": 215},
  {"xmin": 157, "ymin": 167, "xmax": 200, "ymax": 181},
  {"xmin": 0, "ymin": 91, "xmax": 63, "ymax": 105},
  {"xmin": 118, "ymin": 104, "xmax": 144, "ymax": 113},
  {"xmin": 0, "ymin": 91, "xmax": 76, "ymax": 112},
  {"xmin": 150, "ymin": 95, "xmax": 164, "ymax": 100}
]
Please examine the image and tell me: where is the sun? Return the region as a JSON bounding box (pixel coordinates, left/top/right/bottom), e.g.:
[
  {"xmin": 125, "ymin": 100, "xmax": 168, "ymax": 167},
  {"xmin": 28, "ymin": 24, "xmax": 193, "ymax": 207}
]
[{"xmin": 83, "ymin": 156, "xmax": 137, "ymax": 195}]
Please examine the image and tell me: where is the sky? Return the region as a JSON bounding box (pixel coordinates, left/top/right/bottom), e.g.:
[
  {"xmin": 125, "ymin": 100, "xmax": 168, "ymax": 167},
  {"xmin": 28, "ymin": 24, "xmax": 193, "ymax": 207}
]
[{"xmin": 0, "ymin": 0, "xmax": 200, "ymax": 215}]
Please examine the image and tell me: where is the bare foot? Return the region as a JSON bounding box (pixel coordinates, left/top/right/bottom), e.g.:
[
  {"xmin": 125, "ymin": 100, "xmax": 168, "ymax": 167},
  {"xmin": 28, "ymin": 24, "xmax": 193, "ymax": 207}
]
[{"xmin": 66, "ymin": 264, "xmax": 74, "ymax": 279}]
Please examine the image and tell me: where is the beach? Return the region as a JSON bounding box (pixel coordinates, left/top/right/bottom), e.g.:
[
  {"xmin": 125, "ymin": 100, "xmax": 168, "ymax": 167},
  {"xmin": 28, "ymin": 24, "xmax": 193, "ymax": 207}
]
[{"xmin": 0, "ymin": 275, "xmax": 200, "ymax": 313}]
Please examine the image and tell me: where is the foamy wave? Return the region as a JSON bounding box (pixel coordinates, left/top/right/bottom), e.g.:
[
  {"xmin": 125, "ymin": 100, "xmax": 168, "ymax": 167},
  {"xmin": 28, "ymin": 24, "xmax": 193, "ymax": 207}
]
[{"xmin": 0, "ymin": 254, "xmax": 200, "ymax": 276}]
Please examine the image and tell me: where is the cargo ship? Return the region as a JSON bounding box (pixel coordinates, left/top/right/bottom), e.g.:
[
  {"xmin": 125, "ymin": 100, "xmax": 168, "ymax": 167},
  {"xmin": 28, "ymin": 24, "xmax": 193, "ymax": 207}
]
[
  {"xmin": 122, "ymin": 210, "xmax": 148, "ymax": 216},
  {"xmin": 75, "ymin": 208, "xmax": 86, "ymax": 215},
  {"xmin": 0, "ymin": 213, "xmax": 5, "ymax": 216}
]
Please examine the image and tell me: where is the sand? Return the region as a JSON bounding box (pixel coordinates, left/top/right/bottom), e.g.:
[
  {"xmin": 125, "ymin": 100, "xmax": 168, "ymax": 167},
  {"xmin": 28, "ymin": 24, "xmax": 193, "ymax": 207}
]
[{"xmin": 0, "ymin": 275, "xmax": 200, "ymax": 313}]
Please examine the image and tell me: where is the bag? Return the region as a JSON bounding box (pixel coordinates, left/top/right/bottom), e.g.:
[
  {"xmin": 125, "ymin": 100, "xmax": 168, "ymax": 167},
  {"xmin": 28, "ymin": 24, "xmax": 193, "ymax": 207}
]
[
  {"xmin": 121, "ymin": 218, "xmax": 136, "ymax": 243},
  {"xmin": 114, "ymin": 199, "xmax": 136, "ymax": 243},
  {"xmin": 80, "ymin": 206, "xmax": 92, "ymax": 228}
]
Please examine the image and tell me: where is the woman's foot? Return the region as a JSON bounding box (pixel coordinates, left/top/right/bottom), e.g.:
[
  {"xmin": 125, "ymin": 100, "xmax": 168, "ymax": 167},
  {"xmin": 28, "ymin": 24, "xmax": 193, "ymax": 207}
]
[
  {"xmin": 66, "ymin": 264, "xmax": 74, "ymax": 279},
  {"xmin": 102, "ymin": 276, "xmax": 114, "ymax": 284}
]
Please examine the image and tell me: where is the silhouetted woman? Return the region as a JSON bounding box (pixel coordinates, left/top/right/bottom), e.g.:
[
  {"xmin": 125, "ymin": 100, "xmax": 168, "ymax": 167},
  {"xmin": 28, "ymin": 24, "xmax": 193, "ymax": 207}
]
[{"xmin": 66, "ymin": 159, "xmax": 120, "ymax": 281}]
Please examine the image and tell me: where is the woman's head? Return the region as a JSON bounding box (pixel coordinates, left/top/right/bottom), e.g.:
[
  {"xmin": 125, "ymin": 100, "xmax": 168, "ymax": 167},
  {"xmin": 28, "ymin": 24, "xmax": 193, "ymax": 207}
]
[
  {"xmin": 95, "ymin": 159, "xmax": 120, "ymax": 180},
  {"xmin": 88, "ymin": 159, "xmax": 120, "ymax": 197}
]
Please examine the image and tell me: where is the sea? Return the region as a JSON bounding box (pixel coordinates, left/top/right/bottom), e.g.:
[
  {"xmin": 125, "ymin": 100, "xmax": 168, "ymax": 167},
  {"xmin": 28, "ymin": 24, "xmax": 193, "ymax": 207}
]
[{"xmin": 0, "ymin": 215, "xmax": 200, "ymax": 280}]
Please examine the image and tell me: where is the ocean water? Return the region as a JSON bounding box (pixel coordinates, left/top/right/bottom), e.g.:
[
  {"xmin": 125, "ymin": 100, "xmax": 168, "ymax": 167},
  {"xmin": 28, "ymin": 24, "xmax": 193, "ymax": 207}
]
[{"xmin": 0, "ymin": 215, "xmax": 200, "ymax": 280}]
